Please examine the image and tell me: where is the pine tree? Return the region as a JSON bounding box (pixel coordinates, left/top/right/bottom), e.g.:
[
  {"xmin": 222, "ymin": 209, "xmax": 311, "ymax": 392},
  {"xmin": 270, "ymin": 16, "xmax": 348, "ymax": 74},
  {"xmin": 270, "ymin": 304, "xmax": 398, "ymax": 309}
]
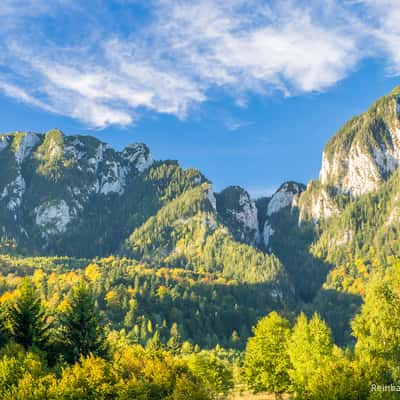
[
  {"xmin": 167, "ymin": 322, "xmax": 182, "ymax": 352},
  {"xmin": 8, "ymin": 278, "xmax": 49, "ymax": 350},
  {"xmin": 0, "ymin": 304, "xmax": 9, "ymax": 347},
  {"xmin": 60, "ymin": 281, "xmax": 105, "ymax": 362},
  {"xmin": 146, "ymin": 331, "xmax": 162, "ymax": 350}
]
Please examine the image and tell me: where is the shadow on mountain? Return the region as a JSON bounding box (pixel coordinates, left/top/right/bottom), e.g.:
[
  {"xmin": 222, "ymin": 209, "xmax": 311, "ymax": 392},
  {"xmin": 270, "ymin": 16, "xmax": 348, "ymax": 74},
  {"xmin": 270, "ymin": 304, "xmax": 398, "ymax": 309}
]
[
  {"xmin": 308, "ymin": 288, "xmax": 362, "ymax": 346},
  {"xmin": 267, "ymin": 208, "xmax": 332, "ymax": 303}
]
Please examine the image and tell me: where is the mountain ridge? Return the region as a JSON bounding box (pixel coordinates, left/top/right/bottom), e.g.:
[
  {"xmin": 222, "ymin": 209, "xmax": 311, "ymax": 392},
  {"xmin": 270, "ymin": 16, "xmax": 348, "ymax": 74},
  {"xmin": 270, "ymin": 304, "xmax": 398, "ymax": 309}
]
[{"xmin": 2, "ymin": 86, "xmax": 400, "ymax": 336}]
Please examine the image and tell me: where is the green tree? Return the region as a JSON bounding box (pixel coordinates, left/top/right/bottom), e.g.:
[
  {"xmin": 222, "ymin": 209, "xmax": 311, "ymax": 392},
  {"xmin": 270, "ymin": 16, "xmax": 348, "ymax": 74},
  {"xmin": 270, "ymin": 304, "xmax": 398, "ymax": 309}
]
[
  {"xmin": 288, "ymin": 313, "xmax": 333, "ymax": 398},
  {"xmin": 0, "ymin": 349, "xmax": 54, "ymax": 400},
  {"xmin": 186, "ymin": 351, "xmax": 233, "ymax": 399},
  {"xmin": 8, "ymin": 279, "xmax": 49, "ymax": 350},
  {"xmin": 352, "ymin": 264, "xmax": 400, "ymax": 384},
  {"xmin": 52, "ymin": 355, "xmax": 117, "ymax": 399},
  {"xmin": 60, "ymin": 281, "xmax": 106, "ymax": 362},
  {"xmin": 244, "ymin": 311, "xmax": 291, "ymax": 399},
  {"xmin": 0, "ymin": 304, "xmax": 10, "ymax": 347},
  {"xmin": 167, "ymin": 322, "xmax": 182, "ymax": 352},
  {"xmin": 306, "ymin": 347, "xmax": 370, "ymax": 400}
]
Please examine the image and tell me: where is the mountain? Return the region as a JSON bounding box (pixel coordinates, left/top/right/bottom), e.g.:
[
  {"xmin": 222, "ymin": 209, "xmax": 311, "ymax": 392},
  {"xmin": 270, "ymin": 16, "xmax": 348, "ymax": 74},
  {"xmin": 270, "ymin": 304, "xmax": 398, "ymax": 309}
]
[
  {"xmin": 299, "ymin": 86, "xmax": 400, "ymax": 269},
  {"xmin": 299, "ymin": 87, "xmax": 400, "ymax": 223},
  {"xmin": 216, "ymin": 186, "xmax": 260, "ymax": 246},
  {"xmin": 123, "ymin": 183, "xmax": 290, "ymax": 289},
  {"xmin": 295, "ymin": 86, "xmax": 400, "ymax": 342},
  {"xmin": 0, "ymin": 129, "xmax": 295, "ymax": 308},
  {"xmin": 3, "ymin": 86, "xmax": 400, "ymax": 346},
  {"xmin": 2, "ymin": 87, "xmax": 400, "ymax": 399},
  {"xmin": 320, "ymin": 86, "xmax": 400, "ymax": 196},
  {"xmin": 0, "ymin": 129, "xmax": 207, "ymax": 257}
]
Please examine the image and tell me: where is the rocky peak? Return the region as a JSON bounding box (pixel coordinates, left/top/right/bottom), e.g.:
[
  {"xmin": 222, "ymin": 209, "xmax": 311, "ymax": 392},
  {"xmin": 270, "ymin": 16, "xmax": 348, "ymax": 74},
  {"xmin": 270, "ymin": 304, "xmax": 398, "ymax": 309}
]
[
  {"xmin": 122, "ymin": 143, "xmax": 153, "ymax": 172},
  {"xmin": 215, "ymin": 186, "xmax": 260, "ymax": 245},
  {"xmin": 267, "ymin": 182, "xmax": 305, "ymax": 216},
  {"xmin": 0, "ymin": 130, "xmax": 160, "ymax": 248},
  {"xmin": 12, "ymin": 132, "xmax": 40, "ymax": 164},
  {"xmin": 319, "ymin": 87, "xmax": 400, "ymax": 196},
  {"xmin": 298, "ymin": 181, "xmax": 341, "ymax": 223},
  {"xmin": 260, "ymin": 182, "xmax": 305, "ymax": 249}
]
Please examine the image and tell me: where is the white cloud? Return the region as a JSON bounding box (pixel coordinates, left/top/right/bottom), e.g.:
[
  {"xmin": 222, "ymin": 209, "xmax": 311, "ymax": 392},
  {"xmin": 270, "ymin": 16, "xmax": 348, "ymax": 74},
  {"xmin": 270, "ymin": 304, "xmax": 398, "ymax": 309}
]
[
  {"xmin": 356, "ymin": 0, "xmax": 400, "ymax": 74},
  {"xmin": 156, "ymin": 0, "xmax": 360, "ymax": 93},
  {"xmin": 0, "ymin": 0, "xmax": 398, "ymax": 127},
  {"xmin": 0, "ymin": 80, "xmax": 57, "ymax": 113}
]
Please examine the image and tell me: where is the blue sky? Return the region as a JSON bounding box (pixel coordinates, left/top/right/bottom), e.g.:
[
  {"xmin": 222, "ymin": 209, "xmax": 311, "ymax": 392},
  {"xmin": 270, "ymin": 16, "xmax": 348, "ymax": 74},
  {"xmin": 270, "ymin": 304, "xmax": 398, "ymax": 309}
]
[{"xmin": 0, "ymin": 1, "xmax": 400, "ymax": 197}]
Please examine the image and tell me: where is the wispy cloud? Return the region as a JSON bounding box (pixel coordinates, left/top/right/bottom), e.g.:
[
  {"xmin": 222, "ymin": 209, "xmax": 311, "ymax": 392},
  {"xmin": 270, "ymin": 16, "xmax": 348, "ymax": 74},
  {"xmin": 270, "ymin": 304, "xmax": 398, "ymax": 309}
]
[
  {"xmin": 0, "ymin": 0, "xmax": 398, "ymax": 127},
  {"xmin": 356, "ymin": 0, "xmax": 400, "ymax": 74}
]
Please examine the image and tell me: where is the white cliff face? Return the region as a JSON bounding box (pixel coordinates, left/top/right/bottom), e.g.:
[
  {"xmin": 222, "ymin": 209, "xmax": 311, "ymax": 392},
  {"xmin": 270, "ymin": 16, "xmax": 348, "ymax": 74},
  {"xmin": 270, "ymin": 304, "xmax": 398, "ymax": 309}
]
[
  {"xmin": 35, "ymin": 200, "xmax": 75, "ymax": 236},
  {"xmin": 345, "ymin": 145, "xmax": 382, "ymax": 195},
  {"xmin": 320, "ymin": 146, "xmax": 384, "ymax": 196},
  {"xmin": 230, "ymin": 193, "xmax": 260, "ymax": 244},
  {"xmin": 263, "ymin": 223, "xmax": 274, "ymax": 248},
  {"xmin": 122, "ymin": 144, "xmax": 153, "ymax": 173},
  {"xmin": 267, "ymin": 183, "xmax": 303, "ymax": 216},
  {"xmin": 216, "ymin": 187, "xmax": 260, "ymax": 245},
  {"xmin": 93, "ymin": 144, "xmax": 153, "ymax": 195},
  {"xmin": 319, "ymin": 152, "xmax": 336, "ymax": 185},
  {"xmin": 1, "ymin": 174, "xmax": 26, "ymax": 213},
  {"xmin": 88, "ymin": 144, "xmax": 108, "ymax": 173},
  {"xmin": 100, "ymin": 162, "xmax": 127, "ymax": 195},
  {"xmin": 64, "ymin": 138, "xmax": 86, "ymax": 161},
  {"xmin": 206, "ymin": 187, "xmax": 217, "ymax": 211},
  {"xmin": 319, "ymin": 101, "xmax": 400, "ymax": 196},
  {"xmin": 14, "ymin": 133, "xmax": 40, "ymax": 164},
  {"xmin": 0, "ymin": 134, "xmax": 40, "ymax": 215},
  {"xmin": 300, "ymin": 186, "xmax": 339, "ymax": 223}
]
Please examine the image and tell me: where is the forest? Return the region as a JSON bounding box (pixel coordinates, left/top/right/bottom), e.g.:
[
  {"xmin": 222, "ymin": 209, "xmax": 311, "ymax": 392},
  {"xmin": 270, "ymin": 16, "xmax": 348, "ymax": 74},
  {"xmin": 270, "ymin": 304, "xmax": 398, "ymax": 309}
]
[
  {"xmin": 0, "ymin": 254, "xmax": 398, "ymax": 399},
  {"xmin": 3, "ymin": 99, "xmax": 400, "ymax": 398}
]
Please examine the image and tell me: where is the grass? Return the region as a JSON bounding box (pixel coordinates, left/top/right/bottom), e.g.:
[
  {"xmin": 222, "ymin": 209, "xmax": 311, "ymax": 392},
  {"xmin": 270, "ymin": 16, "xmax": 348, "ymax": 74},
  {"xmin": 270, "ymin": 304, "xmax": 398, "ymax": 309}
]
[{"xmin": 229, "ymin": 392, "xmax": 291, "ymax": 400}]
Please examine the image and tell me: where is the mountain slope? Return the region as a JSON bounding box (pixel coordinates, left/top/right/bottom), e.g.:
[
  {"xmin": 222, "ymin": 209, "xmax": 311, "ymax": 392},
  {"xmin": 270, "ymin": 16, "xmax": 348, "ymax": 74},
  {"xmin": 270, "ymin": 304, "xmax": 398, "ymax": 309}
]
[
  {"xmin": 0, "ymin": 129, "xmax": 294, "ymax": 303},
  {"xmin": 320, "ymin": 86, "xmax": 400, "ymax": 196},
  {"xmin": 2, "ymin": 85, "xmax": 400, "ymax": 347},
  {"xmin": 0, "ymin": 129, "xmax": 206, "ymax": 257},
  {"xmin": 298, "ymin": 86, "xmax": 400, "ymax": 224},
  {"xmin": 124, "ymin": 183, "xmax": 291, "ymax": 293}
]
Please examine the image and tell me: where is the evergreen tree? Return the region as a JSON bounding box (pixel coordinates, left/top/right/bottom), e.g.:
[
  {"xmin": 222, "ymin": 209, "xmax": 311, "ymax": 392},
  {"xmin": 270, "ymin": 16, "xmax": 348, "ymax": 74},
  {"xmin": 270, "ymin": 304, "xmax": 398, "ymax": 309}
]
[
  {"xmin": 60, "ymin": 281, "xmax": 106, "ymax": 362},
  {"xmin": 8, "ymin": 278, "xmax": 49, "ymax": 350},
  {"xmin": 0, "ymin": 304, "xmax": 9, "ymax": 347},
  {"xmin": 167, "ymin": 322, "xmax": 182, "ymax": 352},
  {"xmin": 244, "ymin": 311, "xmax": 291, "ymax": 399}
]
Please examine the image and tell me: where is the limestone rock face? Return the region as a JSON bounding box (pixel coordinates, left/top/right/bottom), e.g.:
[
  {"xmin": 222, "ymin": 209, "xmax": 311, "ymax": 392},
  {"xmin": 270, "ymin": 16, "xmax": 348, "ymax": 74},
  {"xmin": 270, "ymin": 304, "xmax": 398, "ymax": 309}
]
[
  {"xmin": 298, "ymin": 182, "xmax": 340, "ymax": 223},
  {"xmin": 0, "ymin": 129, "xmax": 161, "ymax": 254},
  {"xmin": 267, "ymin": 182, "xmax": 304, "ymax": 216},
  {"xmin": 319, "ymin": 89, "xmax": 400, "ymax": 197},
  {"xmin": 261, "ymin": 182, "xmax": 305, "ymax": 248},
  {"xmin": 215, "ymin": 186, "xmax": 260, "ymax": 245}
]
